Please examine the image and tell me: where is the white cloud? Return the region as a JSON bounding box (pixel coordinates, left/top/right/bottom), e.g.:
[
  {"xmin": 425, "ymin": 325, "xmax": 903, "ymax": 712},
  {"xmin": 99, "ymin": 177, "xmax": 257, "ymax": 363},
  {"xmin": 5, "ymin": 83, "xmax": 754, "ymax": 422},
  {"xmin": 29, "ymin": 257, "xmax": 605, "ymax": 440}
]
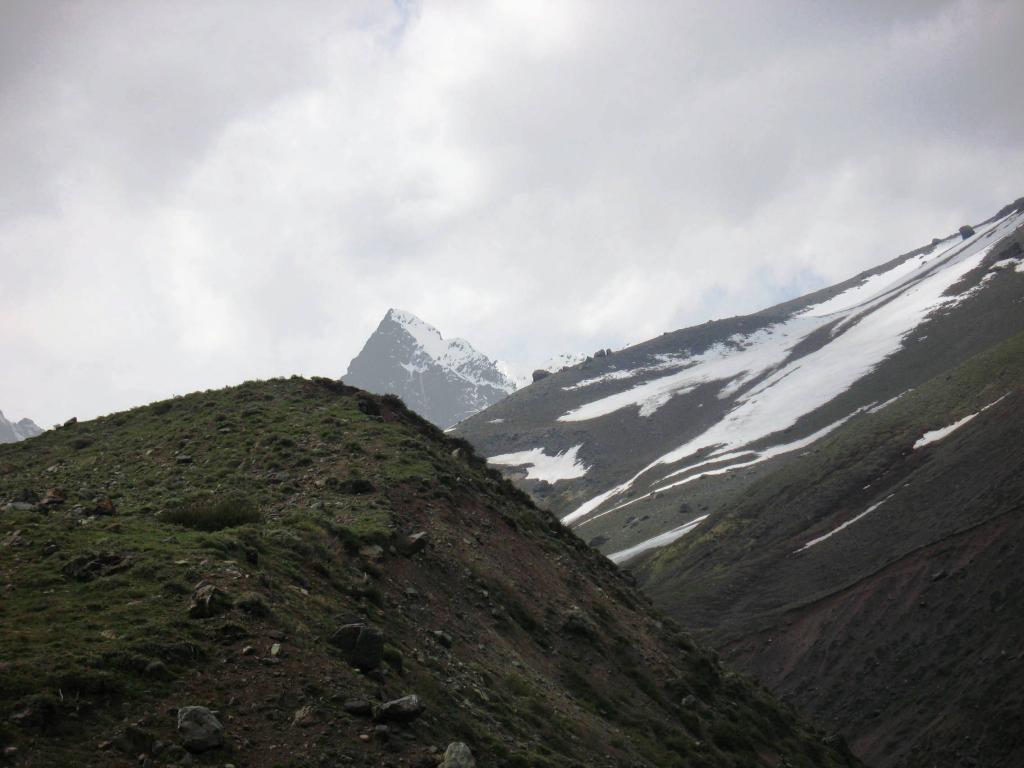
[{"xmin": 0, "ymin": 0, "xmax": 1022, "ymax": 426}]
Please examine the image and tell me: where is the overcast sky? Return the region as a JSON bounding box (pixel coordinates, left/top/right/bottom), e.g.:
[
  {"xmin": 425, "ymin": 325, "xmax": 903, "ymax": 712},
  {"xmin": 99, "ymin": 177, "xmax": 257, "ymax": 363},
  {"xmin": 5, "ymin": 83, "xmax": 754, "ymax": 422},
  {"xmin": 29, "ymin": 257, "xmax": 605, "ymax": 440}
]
[{"xmin": 2, "ymin": 0, "xmax": 1022, "ymax": 427}]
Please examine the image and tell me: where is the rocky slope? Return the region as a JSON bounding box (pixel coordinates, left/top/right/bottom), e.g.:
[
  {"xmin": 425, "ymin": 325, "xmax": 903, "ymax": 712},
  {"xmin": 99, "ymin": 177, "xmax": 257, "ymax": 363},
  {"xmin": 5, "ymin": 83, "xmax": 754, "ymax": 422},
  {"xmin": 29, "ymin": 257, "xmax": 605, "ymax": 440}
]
[
  {"xmin": 343, "ymin": 309, "xmax": 517, "ymax": 429},
  {"xmin": 636, "ymin": 330, "xmax": 1024, "ymax": 768},
  {"xmin": 0, "ymin": 377, "xmax": 858, "ymax": 767},
  {"xmin": 456, "ymin": 196, "xmax": 1024, "ymax": 767},
  {"xmin": 0, "ymin": 412, "xmax": 42, "ymax": 444}
]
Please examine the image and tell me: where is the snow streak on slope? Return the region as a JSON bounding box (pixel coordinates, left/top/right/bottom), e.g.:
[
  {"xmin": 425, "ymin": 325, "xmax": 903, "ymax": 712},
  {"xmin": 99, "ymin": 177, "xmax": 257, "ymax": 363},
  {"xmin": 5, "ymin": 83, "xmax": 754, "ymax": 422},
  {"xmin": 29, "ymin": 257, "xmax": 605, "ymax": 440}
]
[
  {"xmin": 795, "ymin": 495, "xmax": 894, "ymax": 553},
  {"xmin": 571, "ymin": 413, "xmax": 857, "ymax": 527},
  {"xmin": 487, "ymin": 444, "xmax": 590, "ymax": 483},
  {"xmin": 913, "ymin": 394, "xmax": 1008, "ymax": 449},
  {"xmin": 608, "ymin": 515, "xmax": 709, "ymax": 564},
  {"xmin": 564, "ymin": 212, "xmax": 1023, "ymax": 526}
]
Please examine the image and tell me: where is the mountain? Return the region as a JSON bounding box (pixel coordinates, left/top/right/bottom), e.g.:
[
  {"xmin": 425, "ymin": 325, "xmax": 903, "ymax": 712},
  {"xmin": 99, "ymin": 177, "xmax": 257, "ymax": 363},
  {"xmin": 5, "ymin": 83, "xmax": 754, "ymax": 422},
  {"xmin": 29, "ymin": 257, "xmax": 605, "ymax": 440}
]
[
  {"xmin": 343, "ymin": 309, "xmax": 517, "ymax": 429},
  {"xmin": 0, "ymin": 378, "xmax": 858, "ymax": 767},
  {"xmin": 456, "ymin": 196, "xmax": 1024, "ymax": 766},
  {"xmin": 457, "ymin": 198, "xmax": 1024, "ymax": 554},
  {"xmin": 0, "ymin": 411, "xmax": 42, "ymax": 444},
  {"xmin": 635, "ymin": 329, "xmax": 1024, "ymax": 768}
]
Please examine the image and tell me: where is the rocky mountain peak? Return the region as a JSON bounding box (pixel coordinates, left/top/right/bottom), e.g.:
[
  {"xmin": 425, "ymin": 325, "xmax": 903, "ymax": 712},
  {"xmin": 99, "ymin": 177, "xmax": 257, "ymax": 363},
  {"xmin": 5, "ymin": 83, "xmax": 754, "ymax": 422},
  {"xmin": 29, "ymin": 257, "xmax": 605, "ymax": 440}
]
[{"xmin": 343, "ymin": 309, "xmax": 517, "ymax": 428}]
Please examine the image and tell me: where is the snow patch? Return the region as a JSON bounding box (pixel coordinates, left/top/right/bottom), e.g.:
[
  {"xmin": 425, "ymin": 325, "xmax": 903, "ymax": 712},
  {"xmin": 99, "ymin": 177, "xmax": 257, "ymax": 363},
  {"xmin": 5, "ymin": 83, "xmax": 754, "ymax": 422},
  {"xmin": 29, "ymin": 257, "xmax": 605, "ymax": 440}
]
[
  {"xmin": 795, "ymin": 495, "xmax": 894, "ymax": 552},
  {"xmin": 488, "ymin": 444, "xmax": 590, "ymax": 483},
  {"xmin": 913, "ymin": 394, "xmax": 1008, "ymax": 449}
]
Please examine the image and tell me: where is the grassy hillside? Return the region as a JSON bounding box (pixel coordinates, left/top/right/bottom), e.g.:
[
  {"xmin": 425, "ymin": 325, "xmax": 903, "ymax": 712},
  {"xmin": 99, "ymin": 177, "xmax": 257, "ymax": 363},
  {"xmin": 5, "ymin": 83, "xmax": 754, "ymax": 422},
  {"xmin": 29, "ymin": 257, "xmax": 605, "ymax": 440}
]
[
  {"xmin": 0, "ymin": 377, "xmax": 857, "ymax": 767},
  {"xmin": 635, "ymin": 331, "xmax": 1024, "ymax": 767}
]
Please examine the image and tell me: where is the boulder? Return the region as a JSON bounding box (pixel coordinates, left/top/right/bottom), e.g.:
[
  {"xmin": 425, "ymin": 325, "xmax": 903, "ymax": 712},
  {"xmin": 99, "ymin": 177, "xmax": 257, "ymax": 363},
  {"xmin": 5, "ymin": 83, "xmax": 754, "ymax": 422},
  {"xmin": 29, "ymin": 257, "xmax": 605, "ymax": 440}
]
[
  {"xmin": 329, "ymin": 623, "xmax": 385, "ymax": 671},
  {"xmin": 176, "ymin": 706, "xmax": 223, "ymax": 753},
  {"xmin": 531, "ymin": 369, "xmax": 551, "ymax": 382},
  {"xmin": 440, "ymin": 742, "xmax": 476, "ymax": 768},
  {"xmin": 959, "ymin": 225, "xmax": 976, "ymax": 240},
  {"xmin": 375, "ymin": 695, "xmax": 424, "ymax": 723}
]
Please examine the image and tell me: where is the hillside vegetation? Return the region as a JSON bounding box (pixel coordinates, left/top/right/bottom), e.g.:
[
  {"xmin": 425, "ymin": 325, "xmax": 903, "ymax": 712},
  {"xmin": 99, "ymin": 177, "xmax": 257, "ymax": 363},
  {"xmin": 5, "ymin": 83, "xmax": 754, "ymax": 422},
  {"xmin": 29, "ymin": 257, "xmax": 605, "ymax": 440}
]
[{"xmin": 0, "ymin": 378, "xmax": 858, "ymax": 767}]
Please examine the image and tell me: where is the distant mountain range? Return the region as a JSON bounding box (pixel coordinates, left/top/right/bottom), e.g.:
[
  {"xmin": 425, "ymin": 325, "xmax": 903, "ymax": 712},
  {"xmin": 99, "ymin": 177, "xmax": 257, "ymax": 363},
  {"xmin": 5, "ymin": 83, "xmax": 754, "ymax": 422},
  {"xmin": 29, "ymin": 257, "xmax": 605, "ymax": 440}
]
[
  {"xmin": 343, "ymin": 308, "xmax": 586, "ymax": 428},
  {"xmin": 0, "ymin": 411, "xmax": 42, "ymax": 444},
  {"xmin": 457, "ymin": 196, "xmax": 1024, "ymax": 767}
]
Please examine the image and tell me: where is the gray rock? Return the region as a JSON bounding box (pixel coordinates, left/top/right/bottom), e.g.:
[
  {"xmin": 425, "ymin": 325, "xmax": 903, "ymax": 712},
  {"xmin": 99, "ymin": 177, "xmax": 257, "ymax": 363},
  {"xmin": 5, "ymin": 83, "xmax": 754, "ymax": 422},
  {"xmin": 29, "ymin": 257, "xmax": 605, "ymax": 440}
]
[
  {"xmin": 176, "ymin": 706, "xmax": 223, "ymax": 752},
  {"xmin": 440, "ymin": 742, "xmax": 476, "ymax": 768},
  {"xmin": 375, "ymin": 694, "xmax": 424, "ymax": 723}
]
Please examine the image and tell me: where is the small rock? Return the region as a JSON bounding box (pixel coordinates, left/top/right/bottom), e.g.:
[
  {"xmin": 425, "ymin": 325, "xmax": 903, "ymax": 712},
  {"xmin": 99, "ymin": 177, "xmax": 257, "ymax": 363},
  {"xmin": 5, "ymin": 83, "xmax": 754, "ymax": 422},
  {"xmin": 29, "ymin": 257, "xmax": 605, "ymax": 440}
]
[
  {"xmin": 397, "ymin": 531, "xmax": 428, "ymax": 557},
  {"xmin": 241, "ymin": 645, "xmax": 255, "ymax": 656},
  {"xmin": 375, "ymin": 695, "xmax": 424, "ymax": 723},
  {"xmin": 292, "ymin": 705, "xmax": 320, "ymax": 727},
  {"xmin": 270, "ymin": 642, "xmax": 282, "ymax": 657},
  {"xmin": 176, "ymin": 706, "xmax": 223, "ymax": 753},
  {"xmin": 188, "ymin": 582, "xmax": 231, "ymax": 619},
  {"xmin": 439, "ymin": 742, "xmax": 476, "ymax": 768},
  {"xmin": 112, "ymin": 724, "xmax": 155, "ymax": 755},
  {"xmin": 39, "ymin": 488, "xmax": 66, "ymax": 508},
  {"xmin": 144, "ymin": 660, "xmax": 172, "ymax": 680},
  {"xmin": 561, "ymin": 607, "xmax": 598, "ymax": 638},
  {"xmin": 430, "ymin": 630, "xmax": 453, "ymax": 648},
  {"xmin": 161, "ymin": 743, "xmax": 191, "ymax": 764},
  {"xmin": 62, "ymin": 551, "xmax": 131, "ymax": 582},
  {"xmin": 175, "ymin": 454, "xmax": 193, "ymax": 465},
  {"xmin": 89, "ymin": 497, "xmax": 117, "ymax": 516}
]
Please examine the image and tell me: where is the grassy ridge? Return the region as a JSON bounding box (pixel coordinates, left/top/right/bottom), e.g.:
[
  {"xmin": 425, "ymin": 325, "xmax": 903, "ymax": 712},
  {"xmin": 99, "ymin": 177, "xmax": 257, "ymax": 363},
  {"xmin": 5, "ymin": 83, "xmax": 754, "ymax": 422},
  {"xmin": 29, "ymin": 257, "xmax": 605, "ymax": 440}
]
[{"xmin": 0, "ymin": 377, "xmax": 858, "ymax": 767}]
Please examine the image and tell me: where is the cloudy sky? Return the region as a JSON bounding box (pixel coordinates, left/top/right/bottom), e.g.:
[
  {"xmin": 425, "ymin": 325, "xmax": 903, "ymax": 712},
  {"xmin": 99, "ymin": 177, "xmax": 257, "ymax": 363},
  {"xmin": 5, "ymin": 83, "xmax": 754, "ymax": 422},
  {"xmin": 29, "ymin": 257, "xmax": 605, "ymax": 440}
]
[{"xmin": 1, "ymin": 0, "xmax": 1022, "ymax": 427}]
